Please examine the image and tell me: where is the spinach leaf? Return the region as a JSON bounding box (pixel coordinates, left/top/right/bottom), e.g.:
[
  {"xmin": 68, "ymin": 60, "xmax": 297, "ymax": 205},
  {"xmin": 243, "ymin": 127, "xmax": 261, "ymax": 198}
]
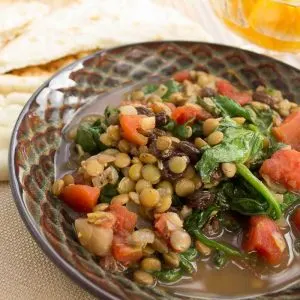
[
  {"xmin": 196, "ymin": 124, "xmax": 264, "ymax": 183},
  {"xmin": 154, "ymin": 269, "xmax": 183, "ymax": 282},
  {"xmin": 162, "ymin": 80, "xmax": 181, "ymax": 99},
  {"xmin": 213, "ymin": 250, "xmax": 228, "ymax": 269},
  {"xmin": 76, "ymin": 119, "xmax": 107, "ymax": 154},
  {"xmin": 100, "ymin": 184, "xmax": 118, "ymax": 203},
  {"xmin": 230, "ymin": 198, "xmax": 269, "ymax": 215},
  {"xmin": 142, "ymin": 84, "xmax": 158, "ymax": 95},
  {"xmin": 245, "ymin": 104, "xmax": 274, "ymax": 134},
  {"xmin": 214, "ymin": 95, "xmax": 253, "ymax": 122},
  {"xmin": 193, "ymin": 230, "xmax": 242, "ymax": 257},
  {"xmin": 192, "ymin": 122, "xmax": 203, "ymax": 137},
  {"xmin": 184, "ymin": 205, "xmax": 219, "ymax": 233},
  {"xmin": 180, "ymin": 248, "xmax": 198, "ymax": 261},
  {"xmin": 179, "ymin": 255, "xmax": 195, "ymax": 274},
  {"xmin": 197, "ymin": 96, "xmax": 220, "ymax": 116},
  {"xmin": 218, "ymin": 211, "xmax": 241, "ymax": 233},
  {"xmin": 163, "ymin": 119, "xmax": 176, "ymax": 132},
  {"xmin": 104, "ymin": 106, "xmax": 119, "ymax": 125},
  {"xmin": 236, "ymin": 163, "xmax": 282, "ymax": 219},
  {"xmin": 281, "ymin": 192, "xmax": 300, "ymax": 212}
]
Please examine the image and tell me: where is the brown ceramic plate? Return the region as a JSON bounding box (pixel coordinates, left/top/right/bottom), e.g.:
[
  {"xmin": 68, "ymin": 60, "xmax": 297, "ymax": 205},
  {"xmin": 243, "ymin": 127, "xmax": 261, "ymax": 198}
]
[{"xmin": 9, "ymin": 42, "xmax": 300, "ymax": 300}]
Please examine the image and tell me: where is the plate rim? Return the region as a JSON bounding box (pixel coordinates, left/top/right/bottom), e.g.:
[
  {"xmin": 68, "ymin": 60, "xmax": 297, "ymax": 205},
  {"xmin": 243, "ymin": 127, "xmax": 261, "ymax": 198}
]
[{"xmin": 8, "ymin": 40, "xmax": 300, "ymax": 300}]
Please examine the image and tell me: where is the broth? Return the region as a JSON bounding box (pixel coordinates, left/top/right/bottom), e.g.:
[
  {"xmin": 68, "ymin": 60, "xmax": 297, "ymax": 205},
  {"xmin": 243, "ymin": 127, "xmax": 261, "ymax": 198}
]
[{"xmin": 55, "ymin": 81, "xmax": 300, "ymax": 299}]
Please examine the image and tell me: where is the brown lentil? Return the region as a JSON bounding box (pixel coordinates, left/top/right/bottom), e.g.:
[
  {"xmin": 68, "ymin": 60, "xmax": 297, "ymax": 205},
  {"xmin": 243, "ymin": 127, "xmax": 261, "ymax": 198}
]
[
  {"xmin": 170, "ymin": 230, "xmax": 191, "ymax": 253},
  {"xmin": 141, "ymin": 164, "xmax": 161, "ymax": 184},
  {"xmin": 139, "ymin": 153, "xmax": 157, "ymax": 164},
  {"xmin": 203, "ymin": 118, "xmax": 219, "ymax": 136},
  {"xmin": 175, "ymin": 178, "xmax": 195, "ymax": 197},
  {"xmin": 129, "ymin": 192, "xmax": 140, "ymax": 204},
  {"xmin": 194, "ymin": 137, "xmax": 208, "ymax": 149},
  {"xmin": 117, "ymin": 177, "xmax": 135, "ymax": 194},
  {"xmin": 84, "ymin": 160, "xmax": 104, "ymax": 177},
  {"xmin": 99, "ymin": 133, "xmax": 113, "ymax": 146},
  {"xmin": 93, "ymin": 203, "xmax": 109, "ymax": 212},
  {"xmin": 62, "ymin": 174, "xmax": 74, "ymax": 186},
  {"xmin": 232, "ymin": 117, "xmax": 246, "ymax": 125},
  {"xmin": 155, "ymin": 195, "xmax": 172, "ymax": 213},
  {"xmin": 156, "ymin": 181, "xmax": 173, "ymax": 195},
  {"xmin": 118, "ymin": 139, "xmax": 130, "ymax": 153},
  {"xmin": 114, "ymin": 153, "xmax": 131, "ymax": 168},
  {"xmin": 131, "ymin": 90, "xmax": 145, "ymax": 101},
  {"xmin": 140, "ymin": 188, "xmax": 160, "ymax": 208},
  {"xmin": 168, "ymin": 156, "xmax": 188, "ymax": 174},
  {"xmin": 206, "ymin": 131, "xmax": 224, "ymax": 146},
  {"xmin": 128, "ymin": 163, "xmax": 143, "ymax": 181},
  {"xmin": 52, "ymin": 179, "xmax": 64, "ymax": 196},
  {"xmin": 143, "ymin": 245, "xmax": 155, "ymax": 256},
  {"xmin": 141, "ymin": 257, "xmax": 161, "ymax": 272},
  {"xmin": 183, "ymin": 165, "xmax": 196, "ymax": 179},
  {"xmin": 163, "ymin": 252, "xmax": 180, "ymax": 268},
  {"xmin": 156, "ymin": 136, "xmax": 172, "ymax": 151},
  {"xmin": 111, "ymin": 194, "xmax": 129, "ymax": 205},
  {"xmin": 195, "ymin": 240, "xmax": 211, "ymax": 256},
  {"xmin": 151, "ymin": 236, "xmax": 169, "ymax": 254},
  {"xmin": 107, "ymin": 125, "xmax": 121, "ymax": 141},
  {"xmin": 221, "ymin": 162, "xmax": 237, "ymax": 178},
  {"xmin": 135, "ymin": 179, "xmax": 152, "ymax": 193},
  {"xmin": 133, "ymin": 270, "xmax": 154, "ymax": 286}
]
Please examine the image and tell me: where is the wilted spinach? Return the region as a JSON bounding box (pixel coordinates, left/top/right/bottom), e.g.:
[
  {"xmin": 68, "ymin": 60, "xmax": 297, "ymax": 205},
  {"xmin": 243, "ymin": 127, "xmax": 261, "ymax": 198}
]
[
  {"xmin": 76, "ymin": 118, "xmax": 107, "ymax": 154},
  {"xmin": 142, "ymin": 83, "xmax": 158, "ymax": 95},
  {"xmin": 213, "ymin": 250, "xmax": 228, "ymax": 269},
  {"xmin": 196, "ymin": 121, "xmax": 264, "ymax": 183},
  {"xmin": 100, "ymin": 184, "xmax": 118, "ymax": 203},
  {"xmin": 281, "ymin": 192, "xmax": 300, "ymax": 213},
  {"xmin": 154, "ymin": 269, "xmax": 183, "ymax": 282},
  {"xmin": 163, "ymin": 80, "xmax": 181, "ymax": 99},
  {"xmin": 214, "ymin": 95, "xmax": 253, "ymax": 122}
]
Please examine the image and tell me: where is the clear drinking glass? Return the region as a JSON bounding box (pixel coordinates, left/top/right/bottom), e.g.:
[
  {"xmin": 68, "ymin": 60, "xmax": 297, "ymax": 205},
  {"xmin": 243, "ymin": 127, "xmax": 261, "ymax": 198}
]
[{"xmin": 211, "ymin": 0, "xmax": 300, "ymax": 52}]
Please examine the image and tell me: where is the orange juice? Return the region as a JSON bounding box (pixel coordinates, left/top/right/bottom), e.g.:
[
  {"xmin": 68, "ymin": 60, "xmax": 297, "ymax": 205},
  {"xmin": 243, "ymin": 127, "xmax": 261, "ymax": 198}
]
[{"xmin": 211, "ymin": 0, "xmax": 300, "ymax": 52}]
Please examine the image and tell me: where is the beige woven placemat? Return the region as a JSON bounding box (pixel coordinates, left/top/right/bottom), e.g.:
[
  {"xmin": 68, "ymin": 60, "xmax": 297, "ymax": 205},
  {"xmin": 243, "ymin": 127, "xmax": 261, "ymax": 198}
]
[{"xmin": 0, "ymin": 183, "xmax": 95, "ymax": 300}]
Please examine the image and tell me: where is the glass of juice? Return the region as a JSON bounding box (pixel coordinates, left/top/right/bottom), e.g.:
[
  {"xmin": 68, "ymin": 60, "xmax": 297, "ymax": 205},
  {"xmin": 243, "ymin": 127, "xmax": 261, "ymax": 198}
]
[{"xmin": 211, "ymin": 0, "xmax": 300, "ymax": 52}]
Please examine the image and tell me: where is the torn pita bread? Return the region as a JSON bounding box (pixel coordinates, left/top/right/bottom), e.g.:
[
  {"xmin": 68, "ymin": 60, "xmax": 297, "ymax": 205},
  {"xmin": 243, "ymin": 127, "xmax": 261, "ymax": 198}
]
[
  {"xmin": 0, "ymin": 0, "xmax": 211, "ymax": 74},
  {"xmin": 0, "ymin": 149, "xmax": 9, "ymax": 181},
  {"xmin": 0, "ymin": 2, "xmax": 49, "ymax": 49}
]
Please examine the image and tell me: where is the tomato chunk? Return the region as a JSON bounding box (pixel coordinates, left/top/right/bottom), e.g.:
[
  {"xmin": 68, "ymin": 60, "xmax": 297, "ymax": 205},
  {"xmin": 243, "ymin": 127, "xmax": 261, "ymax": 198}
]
[
  {"xmin": 292, "ymin": 207, "xmax": 300, "ymax": 231},
  {"xmin": 119, "ymin": 115, "xmax": 148, "ymax": 146},
  {"xmin": 216, "ymin": 80, "xmax": 252, "ymax": 106},
  {"xmin": 243, "ymin": 216, "xmax": 286, "ymax": 265},
  {"xmin": 112, "ymin": 236, "xmax": 143, "ymax": 265},
  {"xmin": 172, "ymin": 105, "xmax": 211, "ymax": 125},
  {"xmin": 273, "ymin": 111, "xmax": 300, "ymax": 151},
  {"xmin": 60, "ymin": 184, "xmax": 100, "ymax": 213},
  {"xmin": 260, "ymin": 149, "xmax": 300, "ymax": 191},
  {"xmin": 173, "ymin": 70, "xmax": 191, "ymax": 82},
  {"xmin": 109, "ymin": 203, "xmax": 137, "ymax": 235}
]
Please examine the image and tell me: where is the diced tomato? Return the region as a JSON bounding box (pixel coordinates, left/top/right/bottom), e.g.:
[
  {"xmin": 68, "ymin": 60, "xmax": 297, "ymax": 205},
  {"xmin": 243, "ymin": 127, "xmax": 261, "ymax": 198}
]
[
  {"xmin": 119, "ymin": 115, "xmax": 148, "ymax": 146},
  {"xmin": 292, "ymin": 207, "xmax": 300, "ymax": 231},
  {"xmin": 109, "ymin": 203, "xmax": 137, "ymax": 235},
  {"xmin": 172, "ymin": 105, "xmax": 211, "ymax": 125},
  {"xmin": 260, "ymin": 149, "xmax": 300, "ymax": 191},
  {"xmin": 273, "ymin": 111, "xmax": 300, "ymax": 151},
  {"xmin": 173, "ymin": 70, "xmax": 191, "ymax": 82},
  {"xmin": 216, "ymin": 80, "xmax": 252, "ymax": 106},
  {"xmin": 60, "ymin": 184, "xmax": 99, "ymax": 213},
  {"xmin": 243, "ymin": 216, "xmax": 286, "ymax": 265},
  {"xmin": 112, "ymin": 236, "xmax": 143, "ymax": 265}
]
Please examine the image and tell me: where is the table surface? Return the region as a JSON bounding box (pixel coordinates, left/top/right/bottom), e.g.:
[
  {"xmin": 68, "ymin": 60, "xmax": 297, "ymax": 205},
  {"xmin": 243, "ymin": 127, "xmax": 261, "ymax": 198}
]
[{"xmin": 2, "ymin": 1, "xmax": 299, "ymax": 300}]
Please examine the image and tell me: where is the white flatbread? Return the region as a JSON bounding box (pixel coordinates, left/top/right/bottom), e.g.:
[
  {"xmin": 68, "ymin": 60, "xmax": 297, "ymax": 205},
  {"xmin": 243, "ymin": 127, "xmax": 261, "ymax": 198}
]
[
  {"xmin": 0, "ymin": 74, "xmax": 49, "ymax": 94},
  {"xmin": 0, "ymin": 148, "xmax": 9, "ymax": 181},
  {"xmin": 0, "ymin": 0, "xmax": 212, "ymax": 74},
  {"xmin": 0, "ymin": 2, "xmax": 49, "ymax": 49}
]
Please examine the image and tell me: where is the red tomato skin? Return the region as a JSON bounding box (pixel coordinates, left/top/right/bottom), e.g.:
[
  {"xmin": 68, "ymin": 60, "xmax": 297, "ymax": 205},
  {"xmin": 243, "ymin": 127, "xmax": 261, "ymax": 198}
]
[
  {"xmin": 109, "ymin": 203, "xmax": 137, "ymax": 235},
  {"xmin": 119, "ymin": 115, "xmax": 148, "ymax": 146},
  {"xmin": 260, "ymin": 149, "xmax": 300, "ymax": 191},
  {"xmin": 60, "ymin": 185, "xmax": 100, "ymax": 213},
  {"xmin": 273, "ymin": 111, "xmax": 300, "ymax": 151},
  {"xmin": 172, "ymin": 106, "xmax": 211, "ymax": 125},
  {"xmin": 292, "ymin": 208, "xmax": 300, "ymax": 231},
  {"xmin": 243, "ymin": 216, "xmax": 286, "ymax": 265},
  {"xmin": 216, "ymin": 80, "xmax": 252, "ymax": 106},
  {"xmin": 112, "ymin": 236, "xmax": 142, "ymax": 265},
  {"xmin": 173, "ymin": 70, "xmax": 191, "ymax": 82}
]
